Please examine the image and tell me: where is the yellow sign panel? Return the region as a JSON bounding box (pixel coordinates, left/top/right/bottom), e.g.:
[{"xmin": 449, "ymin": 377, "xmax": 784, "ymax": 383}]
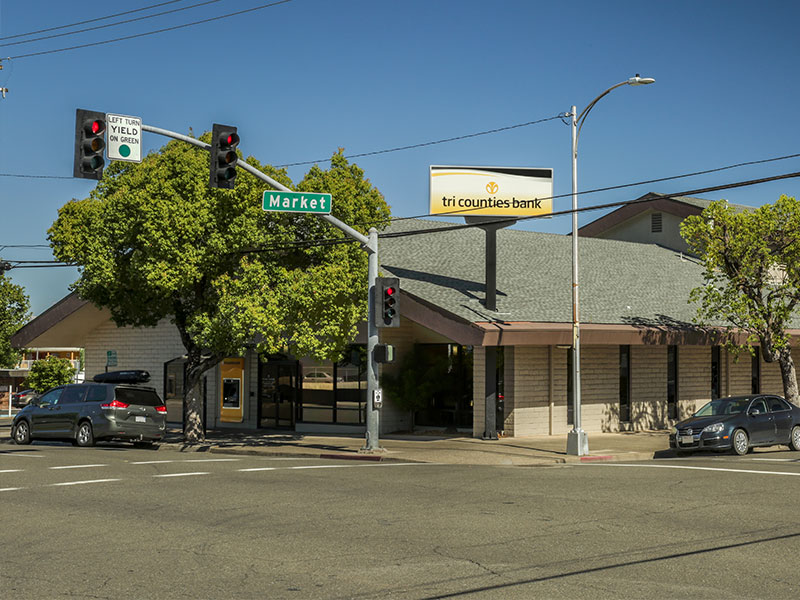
[
  {"xmin": 429, "ymin": 166, "xmax": 553, "ymax": 218},
  {"xmin": 220, "ymin": 357, "xmax": 244, "ymax": 423}
]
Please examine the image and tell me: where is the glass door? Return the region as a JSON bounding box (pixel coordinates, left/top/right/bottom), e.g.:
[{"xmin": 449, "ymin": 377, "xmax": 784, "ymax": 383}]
[{"xmin": 259, "ymin": 361, "xmax": 298, "ymax": 429}]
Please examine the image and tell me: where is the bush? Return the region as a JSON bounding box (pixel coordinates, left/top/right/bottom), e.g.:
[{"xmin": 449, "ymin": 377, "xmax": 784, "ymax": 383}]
[{"xmin": 25, "ymin": 356, "xmax": 76, "ymax": 393}]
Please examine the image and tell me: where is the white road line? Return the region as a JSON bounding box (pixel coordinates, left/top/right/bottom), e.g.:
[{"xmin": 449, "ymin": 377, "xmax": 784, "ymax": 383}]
[
  {"xmin": 594, "ymin": 463, "xmax": 800, "ymax": 477},
  {"xmin": 241, "ymin": 463, "xmax": 436, "ymax": 472},
  {"xmin": 49, "ymin": 479, "xmax": 121, "ymax": 487},
  {"xmin": 0, "ymin": 469, "xmax": 23, "ymax": 473},
  {"xmin": 0, "ymin": 487, "xmax": 25, "ymax": 492},
  {"xmin": 238, "ymin": 467, "xmax": 277, "ymax": 472},
  {"xmin": 153, "ymin": 472, "xmax": 210, "ymax": 478},
  {"xmin": 49, "ymin": 464, "xmax": 108, "ymax": 470},
  {"xmin": 3, "ymin": 453, "xmax": 44, "ymax": 458},
  {"xmin": 131, "ymin": 460, "xmax": 175, "ymax": 465},
  {"xmin": 751, "ymin": 458, "xmax": 799, "ymax": 462},
  {"xmin": 181, "ymin": 458, "xmax": 240, "ymax": 463}
]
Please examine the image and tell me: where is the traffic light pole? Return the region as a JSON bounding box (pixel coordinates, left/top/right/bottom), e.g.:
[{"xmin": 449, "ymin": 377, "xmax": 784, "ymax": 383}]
[{"xmin": 139, "ymin": 124, "xmax": 383, "ymax": 452}]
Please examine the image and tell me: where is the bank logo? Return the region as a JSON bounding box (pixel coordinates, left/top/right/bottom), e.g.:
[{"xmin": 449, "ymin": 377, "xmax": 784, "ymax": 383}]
[{"xmin": 486, "ymin": 181, "xmax": 499, "ymax": 194}]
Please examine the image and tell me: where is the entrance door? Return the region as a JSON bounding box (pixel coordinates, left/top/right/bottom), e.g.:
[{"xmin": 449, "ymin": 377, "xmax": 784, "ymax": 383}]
[{"xmin": 259, "ymin": 361, "xmax": 298, "ymax": 428}]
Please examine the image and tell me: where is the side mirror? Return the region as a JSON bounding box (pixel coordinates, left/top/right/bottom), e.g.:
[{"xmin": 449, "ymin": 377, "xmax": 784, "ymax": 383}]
[{"xmin": 749, "ymin": 408, "xmax": 761, "ymax": 416}]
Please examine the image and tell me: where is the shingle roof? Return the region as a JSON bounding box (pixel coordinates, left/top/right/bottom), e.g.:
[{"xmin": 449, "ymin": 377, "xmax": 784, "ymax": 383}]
[{"xmin": 379, "ymin": 218, "xmax": 743, "ymax": 328}]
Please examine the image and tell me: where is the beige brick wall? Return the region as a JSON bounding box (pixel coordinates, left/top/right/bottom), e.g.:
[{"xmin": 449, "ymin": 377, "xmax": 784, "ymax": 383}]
[
  {"xmin": 472, "ymin": 346, "xmax": 486, "ymax": 438},
  {"xmin": 85, "ymin": 319, "xmax": 185, "ymax": 405},
  {"xmin": 629, "ymin": 345, "xmax": 668, "ymax": 430},
  {"xmin": 503, "ymin": 346, "xmax": 551, "ymax": 436}
]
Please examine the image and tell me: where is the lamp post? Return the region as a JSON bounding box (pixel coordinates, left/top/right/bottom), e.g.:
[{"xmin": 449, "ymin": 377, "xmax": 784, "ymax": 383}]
[{"xmin": 566, "ymin": 74, "xmax": 655, "ymax": 456}]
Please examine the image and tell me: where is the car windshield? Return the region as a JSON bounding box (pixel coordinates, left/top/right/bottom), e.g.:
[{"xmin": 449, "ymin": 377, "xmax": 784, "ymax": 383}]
[{"xmin": 694, "ymin": 397, "xmax": 751, "ymax": 417}]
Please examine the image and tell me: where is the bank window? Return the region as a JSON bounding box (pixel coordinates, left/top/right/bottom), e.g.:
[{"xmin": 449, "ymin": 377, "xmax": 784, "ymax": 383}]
[
  {"xmin": 667, "ymin": 345, "xmax": 678, "ymax": 419},
  {"xmin": 620, "ymin": 345, "xmax": 631, "ymax": 422},
  {"xmin": 751, "ymin": 350, "xmax": 760, "ymax": 394},
  {"xmin": 299, "ymin": 345, "xmax": 366, "ymax": 425},
  {"xmin": 711, "ymin": 346, "xmax": 721, "ymax": 399}
]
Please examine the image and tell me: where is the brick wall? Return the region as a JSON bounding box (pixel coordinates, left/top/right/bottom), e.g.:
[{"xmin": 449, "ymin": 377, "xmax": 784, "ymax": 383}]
[
  {"xmin": 629, "ymin": 345, "xmax": 669, "ymax": 430},
  {"xmin": 503, "ymin": 346, "xmax": 551, "ymax": 436}
]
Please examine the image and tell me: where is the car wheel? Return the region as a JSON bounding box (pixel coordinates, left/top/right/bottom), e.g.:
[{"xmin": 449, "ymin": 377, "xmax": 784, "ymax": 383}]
[
  {"xmin": 790, "ymin": 426, "xmax": 800, "ymax": 451},
  {"xmin": 75, "ymin": 422, "xmax": 95, "ymax": 447},
  {"xmin": 732, "ymin": 428, "xmax": 749, "ymax": 456},
  {"xmin": 13, "ymin": 420, "xmax": 31, "ymax": 445}
]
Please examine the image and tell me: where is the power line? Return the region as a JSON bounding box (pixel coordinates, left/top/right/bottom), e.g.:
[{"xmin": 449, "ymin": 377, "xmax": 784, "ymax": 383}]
[
  {"xmin": 378, "ymin": 170, "xmax": 800, "ymax": 240},
  {"xmin": 0, "ymin": 0, "xmax": 227, "ymax": 48},
  {"xmin": 275, "ymin": 114, "xmax": 568, "ymax": 168},
  {"xmin": 0, "ymin": 0, "xmax": 187, "ymax": 41},
  {"xmin": 376, "ymin": 151, "xmax": 800, "ymax": 224},
  {"xmin": 5, "ymin": 0, "xmax": 294, "ymax": 60}
]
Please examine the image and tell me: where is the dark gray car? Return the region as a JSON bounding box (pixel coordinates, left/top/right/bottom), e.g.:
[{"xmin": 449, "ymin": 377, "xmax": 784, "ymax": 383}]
[{"xmin": 11, "ymin": 372, "xmax": 166, "ymax": 448}]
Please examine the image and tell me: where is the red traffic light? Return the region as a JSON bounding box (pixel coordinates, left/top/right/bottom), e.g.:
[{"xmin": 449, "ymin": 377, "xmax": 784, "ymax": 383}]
[
  {"xmin": 385, "ymin": 286, "xmax": 396, "ymax": 297},
  {"xmin": 219, "ymin": 131, "xmax": 239, "ymax": 148}
]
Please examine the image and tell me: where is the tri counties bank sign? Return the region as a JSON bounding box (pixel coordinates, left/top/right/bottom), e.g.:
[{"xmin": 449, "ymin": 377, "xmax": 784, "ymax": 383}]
[{"xmin": 429, "ymin": 165, "xmax": 553, "ymax": 218}]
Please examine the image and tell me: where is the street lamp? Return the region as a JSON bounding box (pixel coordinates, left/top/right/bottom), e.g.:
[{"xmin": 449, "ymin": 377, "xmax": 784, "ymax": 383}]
[{"xmin": 566, "ymin": 74, "xmax": 655, "ymax": 456}]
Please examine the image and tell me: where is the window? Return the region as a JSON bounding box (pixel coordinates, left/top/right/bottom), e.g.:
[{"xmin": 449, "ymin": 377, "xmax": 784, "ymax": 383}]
[
  {"xmin": 667, "ymin": 346, "xmax": 678, "ymax": 419},
  {"xmin": 86, "ymin": 385, "xmax": 107, "ymax": 403},
  {"xmin": 651, "ymin": 212, "xmax": 663, "ymax": 233},
  {"xmin": 37, "ymin": 388, "xmax": 63, "ymax": 406},
  {"xmin": 297, "ymin": 345, "xmax": 366, "ymax": 425},
  {"xmin": 750, "ymin": 398, "xmax": 768, "ymax": 414},
  {"xmin": 768, "ymin": 397, "xmax": 790, "ymax": 412},
  {"xmin": 711, "ymin": 346, "xmax": 721, "ymax": 399},
  {"xmin": 751, "ymin": 351, "xmax": 760, "ymax": 394},
  {"xmin": 620, "ymin": 346, "xmax": 631, "ymax": 422},
  {"xmin": 59, "ymin": 385, "xmax": 87, "ymax": 404}
]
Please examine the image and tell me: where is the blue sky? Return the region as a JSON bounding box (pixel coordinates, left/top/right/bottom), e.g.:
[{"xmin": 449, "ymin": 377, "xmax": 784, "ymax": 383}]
[{"xmin": 1, "ymin": 0, "xmax": 799, "ymax": 315}]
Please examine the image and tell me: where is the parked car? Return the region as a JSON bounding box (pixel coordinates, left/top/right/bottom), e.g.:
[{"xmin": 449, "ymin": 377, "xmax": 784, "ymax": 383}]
[
  {"xmin": 669, "ymin": 394, "xmax": 800, "ymax": 456},
  {"xmin": 11, "ymin": 389, "xmax": 38, "ymax": 408},
  {"xmin": 10, "ymin": 370, "xmax": 166, "ymax": 448},
  {"xmin": 303, "ymin": 371, "xmax": 342, "ymax": 383}
]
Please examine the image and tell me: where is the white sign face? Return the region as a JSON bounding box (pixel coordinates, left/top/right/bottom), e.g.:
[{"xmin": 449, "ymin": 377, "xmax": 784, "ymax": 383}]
[
  {"xmin": 106, "ymin": 113, "xmax": 142, "ymax": 163},
  {"xmin": 429, "ymin": 166, "xmax": 553, "ymax": 218}
]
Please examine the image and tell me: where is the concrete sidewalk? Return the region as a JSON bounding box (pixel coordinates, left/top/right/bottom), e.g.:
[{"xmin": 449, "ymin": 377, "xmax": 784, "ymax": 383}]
[
  {"xmin": 0, "ymin": 414, "xmax": 671, "ymax": 465},
  {"xmin": 159, "ymin": 428, "xmax": 672, "ymax": 466}
]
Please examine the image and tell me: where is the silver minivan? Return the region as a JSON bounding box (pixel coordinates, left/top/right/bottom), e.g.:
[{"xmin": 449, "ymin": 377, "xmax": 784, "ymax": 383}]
[{"xmin": 11, "ymin": 371, "xmax": 167, "ymax": 448}]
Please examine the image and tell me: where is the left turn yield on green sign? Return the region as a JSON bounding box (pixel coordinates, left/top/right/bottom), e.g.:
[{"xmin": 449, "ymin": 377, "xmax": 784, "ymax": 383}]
[
  {"xmin": 106, "ymin": 113, "xmax": 142, "ymax": 163},
  {"xmin": 262, "ymin": 191, "xmax": 332, "ymax": 214}
]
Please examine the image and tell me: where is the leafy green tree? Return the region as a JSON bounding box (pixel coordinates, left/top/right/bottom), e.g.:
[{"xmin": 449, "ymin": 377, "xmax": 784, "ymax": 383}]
[
  {"xmin": 49, "ymin": 139, "xmax": 390, "ymax": 443},
  {"xmin": 0, "ymin": 274, "xmax": 30, "ymax": 368},
  {"xmin": 26, "ymin": 355, "xmax": 75, "ymax": 393},
  {"xmin": 681, "ymin": 195, "xmax": 800, "ymax": 403}
]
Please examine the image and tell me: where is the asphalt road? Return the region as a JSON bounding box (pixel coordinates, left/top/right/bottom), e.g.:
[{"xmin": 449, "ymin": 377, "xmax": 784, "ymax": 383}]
[{"xmin": 2, "ymin": 442, "xmax": 800, "ymax": 599}]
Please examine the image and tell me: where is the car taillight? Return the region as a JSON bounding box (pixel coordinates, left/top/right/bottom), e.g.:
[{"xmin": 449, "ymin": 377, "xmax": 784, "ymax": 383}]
[
  {"xmin": 155, "ymin": 405, "xmax": 167, "ymax": 414},
  {"xmin": 101, "ymin": 399, "xmax": 129, "ymax": 409}
]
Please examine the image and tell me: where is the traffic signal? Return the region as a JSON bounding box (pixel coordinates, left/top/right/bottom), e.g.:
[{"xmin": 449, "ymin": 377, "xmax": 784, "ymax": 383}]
[
  {"xmin": 73, "ymin": 109, "xmax": 106, "ymax": 180},
  {"xmin": 374, "ymin": 277, "xmax": 400, "ymax": 328},
  {"xmin": 209, "ymin": 123, "xmax": 239, "ymax": 189}
]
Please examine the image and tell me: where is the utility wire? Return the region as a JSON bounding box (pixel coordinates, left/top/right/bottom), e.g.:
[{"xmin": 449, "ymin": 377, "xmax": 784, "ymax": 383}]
[
  {"xmin": 0, "ymin": 0, "xmax": 187, "ymax": 40},
  {"xmin": 275, "ymin": 115, "xmax": 567, "ymax": 168},
  {"xmin": 378, "ymin": 170, "xmax": 800, "ymax": 240},
  {"xmin": 5, "ymin": 0, "xmax": 293, "ymax": 60},
  {"xmin": 0, "ymin": 0, "xmax": 227, "ymax": 48},
  {"xmin": 377, "ymin": 151, "xmax": 800, "ymax": 224}
]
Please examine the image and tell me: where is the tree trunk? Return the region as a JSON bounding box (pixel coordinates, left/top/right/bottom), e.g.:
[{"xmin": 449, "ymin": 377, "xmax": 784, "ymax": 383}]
[
  {"xmin": 778, "ymin": 349, "xmax": 800, "ymax": 405},
  {"xmin": 183, "ymin": 366, "xmax": 205, "ymax": 444}
]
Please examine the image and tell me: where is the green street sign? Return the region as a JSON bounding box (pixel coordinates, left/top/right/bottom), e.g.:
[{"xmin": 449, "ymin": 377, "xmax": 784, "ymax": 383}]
[{"xmin": 262, "ymin": 191, "xmax": 332, "ymax": 214}]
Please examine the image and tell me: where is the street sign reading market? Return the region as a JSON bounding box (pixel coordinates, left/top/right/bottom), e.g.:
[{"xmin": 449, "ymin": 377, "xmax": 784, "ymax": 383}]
[{"xmin": 262, "ymin": 191, "xmax": 332, "ymax": 214}]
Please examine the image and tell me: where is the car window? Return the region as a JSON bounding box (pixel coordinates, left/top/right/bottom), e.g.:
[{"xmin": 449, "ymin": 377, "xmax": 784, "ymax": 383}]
[
  {"xmin": 59, "ymin": 385, "xmax": 88, "ymax": 404},
  {"xmin": 37, "ymin": 388, "xmax": 63, "ymax": 406},
  {"xmin": 750, "ymin": 398, "xmax": 768, "ymax": 414},
  {"xmin": 114, "ymin": 387, "xmax": 163, "ymax": 407},
  {"xmin": 86, "ymin": 385, "xmax": 108, "ymax": 403},
  {"xmin": 768, "ymin": 397, "xmax": 791, "ymax": 412}
]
